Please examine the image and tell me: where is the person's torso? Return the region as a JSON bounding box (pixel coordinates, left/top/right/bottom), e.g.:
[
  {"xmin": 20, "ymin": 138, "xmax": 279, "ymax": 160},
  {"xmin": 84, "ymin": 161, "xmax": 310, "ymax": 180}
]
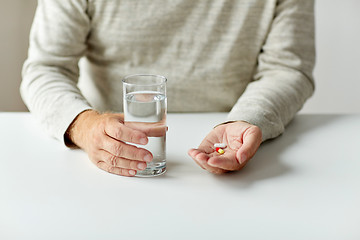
[{"xmin": 78, "ymin": 0, "xmax": 276, "ymax": 112}]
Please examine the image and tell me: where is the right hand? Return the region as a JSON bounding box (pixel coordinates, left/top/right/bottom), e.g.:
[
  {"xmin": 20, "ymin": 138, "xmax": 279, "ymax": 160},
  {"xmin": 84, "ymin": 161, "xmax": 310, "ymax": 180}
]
[{"xmin": 66, "ymin": 110, "xmax": 167, "ymax": 177}]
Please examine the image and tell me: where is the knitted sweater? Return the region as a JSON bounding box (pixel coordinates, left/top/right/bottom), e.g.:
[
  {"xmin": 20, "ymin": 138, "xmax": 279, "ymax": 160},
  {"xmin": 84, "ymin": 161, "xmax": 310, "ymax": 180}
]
[{"xmin": 21, "ymin": 0, "xmax": 315, "ymax": 144}]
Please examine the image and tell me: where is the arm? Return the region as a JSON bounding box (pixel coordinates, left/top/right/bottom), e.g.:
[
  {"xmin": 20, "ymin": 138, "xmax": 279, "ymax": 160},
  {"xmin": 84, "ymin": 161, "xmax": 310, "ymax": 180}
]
[
  {"xmin": 21, "ymin": 0, "xmax": 92, "ymax": 144},
  {"xmin": 189, "ymin": 0, "xmax": 315, "ymax": 173},
  {"xmin": 21, "ymin": 1, "xmax": 164, "ymax": 177},
  {"xmin": 227, "ymin": 0, "xmax": 315, "ymax": 142}
]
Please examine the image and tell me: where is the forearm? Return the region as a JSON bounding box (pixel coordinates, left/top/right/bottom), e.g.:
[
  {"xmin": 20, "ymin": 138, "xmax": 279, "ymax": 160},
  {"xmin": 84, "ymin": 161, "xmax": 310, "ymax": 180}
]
[
  {"xmin": 227, "ymin": 70, "xmax": 314, "ymax": 141},
  {"xmin": 21, "ymin": 63, "xmax": 92, "ymax": 144}
]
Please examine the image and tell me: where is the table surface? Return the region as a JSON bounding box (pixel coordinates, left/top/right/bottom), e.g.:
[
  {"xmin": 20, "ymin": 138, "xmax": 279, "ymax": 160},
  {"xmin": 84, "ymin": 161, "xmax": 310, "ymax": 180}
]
[{"xmin": 1, "ymin": 113, "xmax": 359, "ymax": 240}]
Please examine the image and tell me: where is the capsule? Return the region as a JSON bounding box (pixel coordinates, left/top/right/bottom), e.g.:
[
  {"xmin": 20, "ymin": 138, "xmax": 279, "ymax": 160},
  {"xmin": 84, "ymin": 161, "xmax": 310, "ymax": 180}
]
[
  {"xmin": 214, "ymin": 143, "xmax": 227, "ymax": 148},
  {"xmin": 217, "ymin": 148, "xmax": 225, "ymax": 155}
]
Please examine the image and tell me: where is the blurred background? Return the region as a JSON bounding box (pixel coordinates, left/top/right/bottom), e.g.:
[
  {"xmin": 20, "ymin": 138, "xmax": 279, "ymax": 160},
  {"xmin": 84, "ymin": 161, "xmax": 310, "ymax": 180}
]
[{"xmin": 1, "ymin": 0, "xmax": 359, "ymax": 113}]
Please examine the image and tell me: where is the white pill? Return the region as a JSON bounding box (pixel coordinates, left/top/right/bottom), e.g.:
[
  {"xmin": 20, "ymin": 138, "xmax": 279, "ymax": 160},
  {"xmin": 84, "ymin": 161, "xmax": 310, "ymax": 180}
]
[{"xmin": 214, "ymin": 143, "xmax": 227, "ymax": 148}]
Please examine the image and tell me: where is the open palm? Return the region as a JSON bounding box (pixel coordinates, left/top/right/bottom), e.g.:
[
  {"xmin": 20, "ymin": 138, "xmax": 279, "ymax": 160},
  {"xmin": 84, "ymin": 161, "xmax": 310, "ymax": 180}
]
[{"xmin": 188, "ymin": 121, "xmax": 262, "ymax": 174}]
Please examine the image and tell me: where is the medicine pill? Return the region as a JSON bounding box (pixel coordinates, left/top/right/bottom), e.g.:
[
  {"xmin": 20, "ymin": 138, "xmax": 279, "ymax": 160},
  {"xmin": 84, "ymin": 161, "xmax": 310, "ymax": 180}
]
[
  {"xmin": 217, "ymin": 149, "xmax": 225, "ymax": 154},
  {"xmin": 214, "ymin": 143, "xmax": 227, "ymax": 148}
]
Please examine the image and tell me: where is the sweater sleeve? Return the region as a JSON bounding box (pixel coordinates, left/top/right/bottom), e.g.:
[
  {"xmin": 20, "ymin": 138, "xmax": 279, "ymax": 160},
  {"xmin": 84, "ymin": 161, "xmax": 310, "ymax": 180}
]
[
  {"xmin": 227, "ymin": 0, "xmax": 315, "ymax": 141},
  {"xmin": 21, "ymin": 0, "xmax": 93, "ymax": 145}
]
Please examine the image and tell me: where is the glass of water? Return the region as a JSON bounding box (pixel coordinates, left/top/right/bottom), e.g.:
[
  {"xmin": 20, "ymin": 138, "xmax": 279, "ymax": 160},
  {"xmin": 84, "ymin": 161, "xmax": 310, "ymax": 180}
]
[{"xmin": 122, "ymin": 74, "xmax": 167, "ymax": 177}]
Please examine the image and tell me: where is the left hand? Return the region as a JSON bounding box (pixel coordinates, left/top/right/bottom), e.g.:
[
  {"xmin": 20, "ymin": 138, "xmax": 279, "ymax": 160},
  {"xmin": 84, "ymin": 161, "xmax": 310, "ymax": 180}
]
[{"xmin": 188, "ymin": 121, "xmax": 262, "ymax": 174}]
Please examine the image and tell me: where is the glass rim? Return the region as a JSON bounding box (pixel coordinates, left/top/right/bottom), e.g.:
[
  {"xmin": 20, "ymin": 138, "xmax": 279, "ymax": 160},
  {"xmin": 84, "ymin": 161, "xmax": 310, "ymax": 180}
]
[{"xmin": 122, "ymin": 74, "xmax": 167, "ymax": 86}]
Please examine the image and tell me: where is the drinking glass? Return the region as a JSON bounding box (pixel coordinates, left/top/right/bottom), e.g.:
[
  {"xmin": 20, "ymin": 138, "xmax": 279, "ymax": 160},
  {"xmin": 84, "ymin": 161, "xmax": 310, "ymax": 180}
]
[{"xmin": 122, "ymin": 74, "xmax": 167, "ymax": 177}]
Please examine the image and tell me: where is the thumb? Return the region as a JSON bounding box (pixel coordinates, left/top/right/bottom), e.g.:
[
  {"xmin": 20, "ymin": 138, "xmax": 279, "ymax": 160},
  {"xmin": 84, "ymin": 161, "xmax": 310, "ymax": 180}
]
[{"xmin": 236, "ymin": 126, "xmax": 262, "ymax": 164}]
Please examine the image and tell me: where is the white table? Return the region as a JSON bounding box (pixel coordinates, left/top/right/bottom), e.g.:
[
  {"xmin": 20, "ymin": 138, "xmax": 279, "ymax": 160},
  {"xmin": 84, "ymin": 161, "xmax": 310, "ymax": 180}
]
[{"xmin": 1, "ymin": 113, "xmax": 359, "ymax": 239}]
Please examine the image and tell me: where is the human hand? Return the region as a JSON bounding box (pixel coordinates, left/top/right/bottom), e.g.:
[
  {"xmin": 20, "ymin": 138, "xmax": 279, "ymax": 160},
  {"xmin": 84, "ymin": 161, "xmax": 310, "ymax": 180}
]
[
  {"xmin": 66, "ymin": 110, "xmax": 167, "ymax": 177},
  {"xmin": 188, "ymin": 121, "xmax": 262, "ymax": 174}
]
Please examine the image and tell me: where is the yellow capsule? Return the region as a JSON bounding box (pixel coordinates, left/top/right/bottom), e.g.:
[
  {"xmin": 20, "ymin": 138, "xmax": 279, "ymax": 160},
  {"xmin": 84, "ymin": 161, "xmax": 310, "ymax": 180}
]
[{"xmin": 217, "ymin": 148, "xmax": 225, "ymax": 154}]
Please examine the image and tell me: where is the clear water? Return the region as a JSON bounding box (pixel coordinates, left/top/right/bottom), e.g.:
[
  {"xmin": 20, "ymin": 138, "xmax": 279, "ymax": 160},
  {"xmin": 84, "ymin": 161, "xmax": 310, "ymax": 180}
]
[{"xmin": 124, "ymin": 91, "xmax": 167, "ymax": 176}]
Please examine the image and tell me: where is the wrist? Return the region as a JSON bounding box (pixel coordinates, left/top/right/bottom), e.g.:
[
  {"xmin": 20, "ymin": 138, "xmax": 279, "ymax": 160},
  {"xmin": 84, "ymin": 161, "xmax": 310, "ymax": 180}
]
[
  {"xmin": 65, "ymin": 109, "xmax": 98, "ymax": 148},
  {"xmin": 214, "ymin": 120, "xmax": 251, "ymax": 129}
]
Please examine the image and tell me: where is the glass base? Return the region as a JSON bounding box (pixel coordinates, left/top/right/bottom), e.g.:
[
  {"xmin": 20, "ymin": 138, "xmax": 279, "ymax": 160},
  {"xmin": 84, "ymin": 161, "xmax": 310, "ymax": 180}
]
[{"xmin": 135, "ymin": 163, "xmax": 166, "ymax": 177}]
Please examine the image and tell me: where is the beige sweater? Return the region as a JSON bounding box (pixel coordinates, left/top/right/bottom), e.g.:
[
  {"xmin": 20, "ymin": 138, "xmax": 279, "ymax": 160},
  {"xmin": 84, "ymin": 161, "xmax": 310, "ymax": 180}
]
[{"xmin": 21, "ymin": 0, "xmax": 315, "ymax": 143}]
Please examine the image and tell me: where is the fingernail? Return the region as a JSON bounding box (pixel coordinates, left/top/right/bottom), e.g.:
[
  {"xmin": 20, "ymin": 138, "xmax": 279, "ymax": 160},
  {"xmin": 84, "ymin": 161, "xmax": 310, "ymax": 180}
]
[
  {"xmin": 143, "ymin": 154, "xmax": 152, "ymax": 162},
  {"xmin": 137, "ymin": 162, "xmax": 147, "ymax": 170},
  {"xmin": 129, "ymin": 170, "xmax": 136, "ymax": 176},
  {"xmin": 139, "ymin": 137, "xmax": 147, "ymax": 145}
]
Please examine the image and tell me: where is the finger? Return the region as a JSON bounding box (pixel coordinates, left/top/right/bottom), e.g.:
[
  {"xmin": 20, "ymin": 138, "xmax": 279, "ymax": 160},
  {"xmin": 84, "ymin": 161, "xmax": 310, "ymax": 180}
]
[
  {"xmin": 188, "ymin": 149, "xmax": 227, "ymax": 174},
  {"xmin": 236, "ymin": 126, "xmax": 262, "ymax": 164},
  {"xmin": 96, "ymin": 161, "xmax": 137, "ymax": 177},
  {"xmin": 188, "ymin": 148, "xmax": 210, "ymax": 170},
  {"xmin": 188, "ymin": 149, "xmax": 207, "ymax": 170},
  {"xmin": 105, "ymin": 118, "xmax": 149, "ymax": 145},
  {"xmin": 125, "ymin": 121, "xmax": 167, "ymax": 137},
  {"xmin": 98, "ymin": 150, "xmax": 148, "ymax": 171},
  {"xmin": 101, "ymin": 137, "xmax": 153, "ymax": 162},
  {"xmin": 188, "ymin": 148, "xmax": 210, "ymax": 161},
  {"xmin": 207, "ymin": 154, "xmax": 241, "ymax": 171}
]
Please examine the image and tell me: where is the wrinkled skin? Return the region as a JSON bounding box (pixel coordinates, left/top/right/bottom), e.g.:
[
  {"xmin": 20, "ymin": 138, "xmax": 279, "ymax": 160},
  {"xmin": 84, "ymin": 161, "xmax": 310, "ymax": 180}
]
[
  {"xmin": 188, "ymin": 121, "xmax": 262, "ymax": 174},
  {"xmin": 66, "ymin": 110, "xmax": 167, "ymax": 176},
  {"xmin": 67, "ymin": 110, "xmax": 262, "ymax": 176}
]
